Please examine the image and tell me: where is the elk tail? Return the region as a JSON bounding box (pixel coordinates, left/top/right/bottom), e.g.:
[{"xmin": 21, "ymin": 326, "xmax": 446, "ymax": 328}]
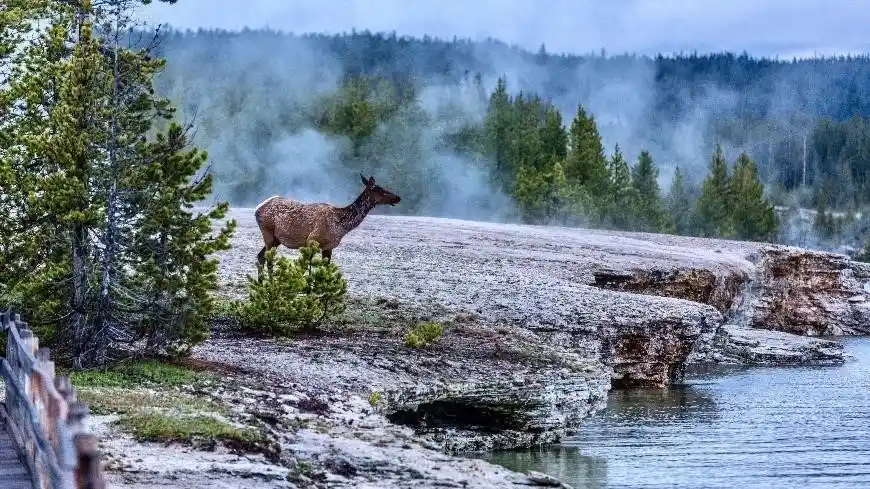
[{"xmin": 254, "ymin": 195, "xmax": 280, "ymax": 227}]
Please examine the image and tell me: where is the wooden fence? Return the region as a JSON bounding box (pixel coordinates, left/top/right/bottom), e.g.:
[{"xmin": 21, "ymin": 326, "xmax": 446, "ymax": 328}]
[{"xmin": 0, "ymin": 310, "xmax": 106, "ymax": 489}]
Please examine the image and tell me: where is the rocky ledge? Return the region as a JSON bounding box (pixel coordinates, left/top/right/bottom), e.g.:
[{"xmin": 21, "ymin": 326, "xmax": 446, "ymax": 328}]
[
  {"xmin": 217, "ymin": 210, "xmax": 869, "ymax": 374},
  {"xmin": 102, "ymin": 209, "xmax": 858, "ymax": 488},
  {"xmin": 592, "ymin": 244, "xmax": 870, "ymax": 366},
  {"xmin": 688, "ymin": 324, "xmax": 847, "ymax": 366},
  {"xmin": 197, "ymin": 315, "xmax": 611, "ymax": 454},
  {"xmin": 216, "ymin": 210, "xmax": 742, "ymax": 389}
]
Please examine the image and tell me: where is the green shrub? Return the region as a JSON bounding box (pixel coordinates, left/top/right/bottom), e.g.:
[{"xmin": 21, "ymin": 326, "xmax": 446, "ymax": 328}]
[
  {"xmin": 233, "ymin": 242, "xmax": 347, "ymax": 336},
  {"xmin": 403, "ymin": 321, "xmax": 444, "ymax": 348},
  {"xmin": 368, "ymin": 390, "xmax": 382, "ymax": 407}
]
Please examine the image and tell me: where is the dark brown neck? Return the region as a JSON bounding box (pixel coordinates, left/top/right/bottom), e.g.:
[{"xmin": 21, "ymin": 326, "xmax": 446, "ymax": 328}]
[{"xmin": 338, "ymin": 189, "xmax": 377, "ymax": 233}]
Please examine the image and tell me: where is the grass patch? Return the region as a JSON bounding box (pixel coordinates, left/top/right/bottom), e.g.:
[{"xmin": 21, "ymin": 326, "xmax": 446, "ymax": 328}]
[
  {"xmin": 77, "ymin": 388, "xmax": 224, "ymax": 416},
  {"xmin": 119, "ymin": 411, "xmax": 265, "ymax": 446},
  {"xmin": 67, "ymin": 359, "xmax": 212, "ymax": 389},
  {"xmin": 66, "ymin": 358, "xmax": 267, "ymax": 451}
]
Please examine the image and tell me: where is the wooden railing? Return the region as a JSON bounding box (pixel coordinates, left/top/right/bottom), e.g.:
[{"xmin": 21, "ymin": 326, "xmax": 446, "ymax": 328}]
[{"xmin": 0, "ymin": 310, "xmax": 106, "ymax": 489}]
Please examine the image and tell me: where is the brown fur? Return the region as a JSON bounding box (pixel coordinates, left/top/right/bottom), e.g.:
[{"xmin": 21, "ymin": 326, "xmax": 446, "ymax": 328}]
[{"xmin": 254, "ymin": 174, "xmax": 401, "ymax": 266}]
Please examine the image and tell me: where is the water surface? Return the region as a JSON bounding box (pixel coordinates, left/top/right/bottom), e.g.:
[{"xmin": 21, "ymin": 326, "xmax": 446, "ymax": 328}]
[{"xmin": 488, "ymin": 338, "xmax": 870, "ymax": 489}]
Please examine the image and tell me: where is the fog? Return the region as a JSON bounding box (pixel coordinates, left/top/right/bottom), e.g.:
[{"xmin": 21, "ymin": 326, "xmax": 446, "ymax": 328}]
[{"xmin": 129, "ymin": 2, "xmax": 870, "ymax": 253}]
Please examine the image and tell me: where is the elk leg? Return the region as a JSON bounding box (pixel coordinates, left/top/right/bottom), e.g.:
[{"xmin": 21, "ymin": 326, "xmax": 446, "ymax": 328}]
[
  {"xmin": 257, "ymin": 235, "xmax": 279, "ymax": 280},
  {"xmin": 321, "ymin": 248, "xmax": 332, "ymax": 263}
]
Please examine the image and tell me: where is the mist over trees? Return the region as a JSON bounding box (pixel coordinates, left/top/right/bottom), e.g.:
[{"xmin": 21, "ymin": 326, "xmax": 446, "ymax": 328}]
[{"xmin": 144, "ymin": 28, "xmax": 870, "ymax": 252}]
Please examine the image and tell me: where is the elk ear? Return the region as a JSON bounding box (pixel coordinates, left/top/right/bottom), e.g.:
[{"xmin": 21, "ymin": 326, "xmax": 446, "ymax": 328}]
[
  {"xmin": 367, "ymin": 175, "xmax": 376, "ymax": 185},
  {"xmin": 360, "ymin": 173, "xmax": 369, "ymax": 186}
]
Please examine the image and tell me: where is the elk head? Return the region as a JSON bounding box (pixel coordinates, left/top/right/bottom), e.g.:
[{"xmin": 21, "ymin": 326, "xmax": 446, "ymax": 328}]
[{"xmin": 360, "ymin": 174, "xmax": 401, "ymax": 206}]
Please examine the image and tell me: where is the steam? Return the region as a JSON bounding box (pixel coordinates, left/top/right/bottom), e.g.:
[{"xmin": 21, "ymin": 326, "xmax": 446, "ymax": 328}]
[{"xmin": 135, "ymin": 23, "xmax": 861, "ymax": 251}]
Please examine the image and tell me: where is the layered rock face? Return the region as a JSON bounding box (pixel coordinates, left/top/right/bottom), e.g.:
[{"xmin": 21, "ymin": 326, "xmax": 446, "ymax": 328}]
[
  {"xmin": 196, "ymin": 320, "xmax": 610, "ymax": 453},
  {"xmin": 745, "ymin": 247, "xmax": 870, "ymax": 336},
  {"xmin": 590, "ymin": 243, "xmax": 870, "ymax": 366}
]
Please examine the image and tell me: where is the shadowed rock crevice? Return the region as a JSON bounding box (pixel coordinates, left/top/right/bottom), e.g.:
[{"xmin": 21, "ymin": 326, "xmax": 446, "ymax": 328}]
[{"xmin": 387, "ymin": 400, "xmax": 533, "ymax": 434}]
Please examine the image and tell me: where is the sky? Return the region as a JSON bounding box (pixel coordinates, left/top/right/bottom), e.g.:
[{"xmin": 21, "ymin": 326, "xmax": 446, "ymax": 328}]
[{"xmin": 137, "ymin": 0, "xmax": 870, "ymax": 59}]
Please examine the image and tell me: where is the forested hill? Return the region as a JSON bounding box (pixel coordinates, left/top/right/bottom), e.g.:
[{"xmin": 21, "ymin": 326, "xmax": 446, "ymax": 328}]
[{"xmin": 147, "ymin": 28, "xmax": 870, "ymax": 253}]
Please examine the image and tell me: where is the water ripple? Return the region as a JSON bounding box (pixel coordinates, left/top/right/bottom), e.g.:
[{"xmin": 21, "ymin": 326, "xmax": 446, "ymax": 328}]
[{"xmin": 488, "ymin": 338, "xmax": 870, "ymax": 489}]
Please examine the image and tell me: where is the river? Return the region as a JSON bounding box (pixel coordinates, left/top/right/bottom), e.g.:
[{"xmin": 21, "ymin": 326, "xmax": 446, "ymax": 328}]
[{"xmin": 487, "ymin": 337, "xmax": 870, "ymax": 489}]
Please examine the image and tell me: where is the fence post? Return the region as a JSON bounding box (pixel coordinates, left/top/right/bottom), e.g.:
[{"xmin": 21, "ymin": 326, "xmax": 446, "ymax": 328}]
[{"xmin": 1, "ymin": 311, "xmax": 108, "ymax": 489}]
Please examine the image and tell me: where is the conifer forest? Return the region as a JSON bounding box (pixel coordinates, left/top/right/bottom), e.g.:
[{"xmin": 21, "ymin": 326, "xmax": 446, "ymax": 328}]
[{"xmin": 148, "ymin": 29, "xmax": 870, "ymax": 256}]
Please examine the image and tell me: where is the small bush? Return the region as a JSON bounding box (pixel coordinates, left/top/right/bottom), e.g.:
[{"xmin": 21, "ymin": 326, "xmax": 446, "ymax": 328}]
[
  {"xmin": 403, "ymin": 321, "xmax": 444, "ymax": 349},
  {"xmin": 233, "ymin": 242, "xmax": 347, "ymax": 336},
  {"xmin": 368, "ymin": 391, "xmax": 382, "ymax": 407}
]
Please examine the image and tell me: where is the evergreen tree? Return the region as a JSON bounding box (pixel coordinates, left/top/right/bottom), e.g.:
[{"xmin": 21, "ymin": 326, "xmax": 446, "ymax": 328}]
[
  {"xmin": 1, "ymin": 0, "xmax": 235, "ymax": 366},
  {"xmin": 484, "ymin": 76, "xmax": 514, "ymax": 183},
  {"xmin": 605, "ymin": 144, "xmax": 636, "ymax": 229},
  {"xmin": 631, "ymin": 150, "xmax": 665, "ymax": 232},
  {"xmin": 564, "ymin": 104, "xmax": 609, "ymax": 220},
  {"xmin": 695, "ymin": 144, "xmax": 734, "ymax": 238},
  {"xmin": 510, "ymin": 92, "xmax": 544, "ymax": 177},
  {"xmin": 731, "ymin": 152, "xmax": 778, "ymax": 241},
  {"xmin": 514, "ymin": 163, "xmax": 549, "ymax": 222},
  {"xmin": 313, "ymin": 75, "xmax": 403, "ymax": 159},
  {"xmin": 539, "ymin": 106, "xmax": 568, "ymax": 163},
  {"xmin": 666, "ymin": 166, "xmax": 694, "ymax": 235}
]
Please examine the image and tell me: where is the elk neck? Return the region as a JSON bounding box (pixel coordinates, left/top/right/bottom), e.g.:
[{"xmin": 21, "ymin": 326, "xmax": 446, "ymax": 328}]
[{"xmin": 337, "ymin": 189, "xmax": 377, "ymax": 233}]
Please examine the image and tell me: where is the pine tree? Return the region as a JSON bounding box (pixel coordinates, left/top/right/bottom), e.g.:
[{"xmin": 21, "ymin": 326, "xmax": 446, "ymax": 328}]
[
  {"xmin": 1, "ymin": 0, "xmax": 235, "ymax": 366},
  {"xmin": 484, "ymin": 76, "xmax": 514, "ymax": 183},
  {"xmin": 631, "ymin": 150, "xmax": 666, "ymax": 232},
  {"xmin": 513, "ymin": 163, "xmax": 549, "ymax": 222},
  {"xmin": 605, "ymin": 144, "xmax": 636, "ymax": 229},
  {"xmin": 0, "ymin": 1, "xmax": 84, "ymax": 339},
  {"xmin": 666, "ymin": 167, "xmax": 694, "ymax": 235},
  {"xmin": 695, "ymin": 144, "xmax": 734, "ymax": 238},
  {"xmin": 510, "ymin": 92, "xmax": 544, "ymax": 177},
  {"xmin": 564, "ymin": 104, "xmax": 609, "ymax": 221},
  {"xmin": 233, "ymin": 243, "xmax": 347, "ymax": 336},
  {"xmin": 539, "ymin": 106, "xmax": 567, "ymax": 164},
  {"xmin": 131, "ymin": 124, "xmax": 236, "ymax": 355},
  {"xmin": 731, "ymin": 152, "xmax": 778, "ymax": 241}
]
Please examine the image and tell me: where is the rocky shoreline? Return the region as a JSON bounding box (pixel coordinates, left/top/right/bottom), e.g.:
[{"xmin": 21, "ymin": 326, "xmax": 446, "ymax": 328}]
[{"xmin": 98, "ymin": 210, "xmax": 870, "ymax": 488}]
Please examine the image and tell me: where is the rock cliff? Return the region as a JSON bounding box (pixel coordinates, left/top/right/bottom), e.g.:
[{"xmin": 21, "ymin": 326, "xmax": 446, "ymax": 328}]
[
  {"xmin": 185, "ymin": 210, "xmax": 870, "ymax": 486},
  {"xmin": 196, "ymin": 316, "xmax": 611, "ymax": 454},
  {"xmin": 745, "ymin": 247, "xmax": 870, "ymax": 336}
]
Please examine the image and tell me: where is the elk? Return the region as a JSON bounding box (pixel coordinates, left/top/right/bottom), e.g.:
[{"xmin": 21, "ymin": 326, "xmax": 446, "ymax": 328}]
[{"xmin": 253, "ymin": 174, "xmax": 401, "ymax": 267}]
